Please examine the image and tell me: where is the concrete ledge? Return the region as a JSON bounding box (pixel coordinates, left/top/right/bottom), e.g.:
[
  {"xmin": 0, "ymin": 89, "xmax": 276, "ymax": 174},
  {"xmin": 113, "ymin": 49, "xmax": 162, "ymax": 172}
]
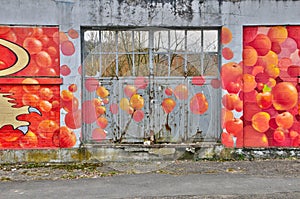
[
  {"xmin": 218, "ymin": 147, "xmax": 300, "ymax": 161},
  {"xmin": 0, "ymin": 144, "xmax": 300, "ymax": 164}
]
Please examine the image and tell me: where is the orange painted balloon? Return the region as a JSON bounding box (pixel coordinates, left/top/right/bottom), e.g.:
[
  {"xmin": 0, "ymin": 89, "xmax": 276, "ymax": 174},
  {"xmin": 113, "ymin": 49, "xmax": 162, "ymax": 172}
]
[
  {"xmin": 130, "ymin": 94, "xmax": 144, "ymax": 110},
  {"xmin": 275, "ymin": 111, "xmax": 294, "ymax": 129},
  {"xmin": 249, "ymin": 34, "xmax": 271, "ymax": 56},
  {"xmin": 53, "ymin": 126, "xmax": 76, "ymax": 148},
  {"xmin": 162, "ymin": 98, "xmax": 176, "ymax": 114},
  {"xmin": 97, "ymin": 116, "xmax": 108, "ymax": 129},
  {"xmin": 190, "ymin": 93, "xmax": 208, "ymax": 114},
  {"xmin": 243, "ymin": 46, "xmax": 258, "ymax": 66},
  {"xmin": 272, "ymin": 82, "xmax": 298, "ymax": 110},
  {"xmin": 251, "ymin": 112, "xmax": 270, "ymax": 133},
  {"xmin": 36, "ymin": 51, "xmax": 52, "ymax": 67},
  {"xmin": 221, "ymin": 27, "xmax": 232, "ymax": 44},
  {"xmin": 96, "ymin": 86, "xmax": 109, "ymax": 98},
  {"xmin": 222, "ymin": 47, "xmax": 234, "ymax": 60},
  {"xmin": 174, "ymin": 84, "xmax": 188, "ymax": 100},
  {"xmin": 267, "ymin": 26, "xmax": 288, "ymax": 44},
  {"xmin": 61, "ymin": 40, "xmax": 75, "ymax": 56},
  {"xmin": 133, "ymin": 110, "xmax": 145, "ymax": 122}
]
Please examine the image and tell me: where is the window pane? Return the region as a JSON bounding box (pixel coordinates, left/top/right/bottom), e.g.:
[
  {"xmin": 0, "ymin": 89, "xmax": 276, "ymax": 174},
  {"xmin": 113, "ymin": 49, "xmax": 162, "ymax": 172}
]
[
  {"xmin": 170, "ymin": 30, "xmax": 185, "ymax": 51},
  {"xmin": 203, "ymin": 30, "xmax": 218, "ymax": 52},
  {"xmin": 100, "ymin": 53, "xmax": 116, "ymax": 77},
  {"xmin": 133, "ymin": 31, "xmax": 149, "ymax": 52},
  {"xmin": 134, "ymin": 52, "xmax": 149, "ymax": 76},
  {"xmin": 202, "ymin": 53, "xmax": 219, "ymax": 76},
  {"xmin": 154, "ymin": 31, "xmax": 169, "ymax": 50},
  {"xmin": 187, "ymin": 54, "xmax": 201, "ymax": 76},
  {"xmin": 84, "ymin": 54, "xmax": 100, "ymax": 77},
  {"xmin": 153, "ymin": 53, "xmax": 169, "ymax": 76},
  {"xmin": 118, "ymin": 31, "xmax": 133, "ymax": 53},
  {"xmin": 84, "ymin": 30, "xmax": 100, "ymax": 53},
  {"xmin": 187, "ymin": 31, "xmax": 202, "ymax": 53},
  {"xmin": 101, "ymin": 31, "xmax": 116, "ymax": 53},
  {"xmin": 169, "ymin": 53, "xmax": 185, "ymax": 76}
]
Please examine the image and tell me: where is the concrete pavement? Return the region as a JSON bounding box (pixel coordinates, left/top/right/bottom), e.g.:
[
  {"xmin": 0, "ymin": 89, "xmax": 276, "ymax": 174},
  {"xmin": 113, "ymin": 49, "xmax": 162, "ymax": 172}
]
[{"xmin": 1, "ymin": 172, "xmax": 300, "ymax": 199}]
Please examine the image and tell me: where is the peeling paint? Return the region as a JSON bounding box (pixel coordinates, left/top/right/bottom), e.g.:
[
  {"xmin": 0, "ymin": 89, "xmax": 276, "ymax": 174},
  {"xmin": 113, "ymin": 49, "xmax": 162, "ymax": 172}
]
[{"xmin": 116, "ymin": 0, "xmax": 195, "ymax": 21}]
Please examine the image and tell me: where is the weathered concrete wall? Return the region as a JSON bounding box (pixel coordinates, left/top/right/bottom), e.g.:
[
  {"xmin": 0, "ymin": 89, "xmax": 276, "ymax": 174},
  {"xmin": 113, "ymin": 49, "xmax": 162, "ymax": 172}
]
[
  {"xmin": 3, "ymin": 0, "xmax": 300, "ymax": 26},
  {"xmin": 1, "ymin": 0, "xmax": 300, "ymax": 163}
]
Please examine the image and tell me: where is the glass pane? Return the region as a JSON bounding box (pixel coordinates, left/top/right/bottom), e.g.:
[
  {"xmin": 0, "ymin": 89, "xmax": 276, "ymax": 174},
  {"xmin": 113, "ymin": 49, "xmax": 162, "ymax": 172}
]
[
  {"xmin": 84, "ymin": 30, "xmax": 100, "ymax": 52},
  {"xmin": 133, "ymin": 31, "xmax": 149, "ymax": 52},
  {"xmin": 154, "ymin": 31, "xmax": 169, "ymax": 50},
  {"xmin": 118, "ymin": 31, "xmax": 133, "ymax": 53},
  {"xmin": 170, "ymin": 53, "xmax": 185, "ymax": 76},
  {"xmin": 84, "ymin": 30, "xmax": 99, "ymax": 41},
  {"xmin": 153, "ymin": 53, "xmax": 169, "ymax": 76},
  {"xmin": 187, "ymin": 54, "xmax": 201, "ymax": 76},
  {"xmin": 101, "ymin": 31, "xmax": 116, "ymax": 53},
  {"xmin": 118, "ymin": 54, "xmax": 133, "ymax": 76},
  {"xmin": 100, "ymin": 53, "xmax": 116, "ymax": 77},
  {"xmin": 84, "ymin": 54, "xmax": 100, "ymax": 77},
  {"xmin": 203, "ymin": 30, "xmax": 218, "ymax": 52},
  {"xmin": 170, "ymin": 30, "xmax": 185, "ymax": 51},
  {"xmin": 187, "ymin": 31, "xmax": 202, "ymax": 53},
  {"xmin": 134, "ymin": 53, "xmax": 149, "ymax": 76},
  {"xmin": 202, "ymin": 53, "xmax": 219, "ymax": 76}
]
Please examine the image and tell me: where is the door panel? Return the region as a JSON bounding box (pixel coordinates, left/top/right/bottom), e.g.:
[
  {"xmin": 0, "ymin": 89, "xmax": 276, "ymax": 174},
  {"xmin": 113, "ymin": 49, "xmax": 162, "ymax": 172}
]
[{"xmin": 83, "ymin": 76, "xmax": 221, "ymax": 144}]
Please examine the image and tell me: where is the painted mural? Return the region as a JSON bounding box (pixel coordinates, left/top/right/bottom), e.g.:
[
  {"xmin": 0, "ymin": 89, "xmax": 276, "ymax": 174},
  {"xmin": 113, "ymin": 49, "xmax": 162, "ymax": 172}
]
[
  {"xmin": 2, "ymin": 24, "xmax": 300, "ymax": 149},
  {"xmin": 0, "ymin": 26, "xmax": 78, "ymax": 149},
  {"xmin": 221, "ymin": 25, "xmax": 300, "ymax": 148},
  {"xmin": 83, "ymin": 76, "xmax": 210, "ymax": 143}
]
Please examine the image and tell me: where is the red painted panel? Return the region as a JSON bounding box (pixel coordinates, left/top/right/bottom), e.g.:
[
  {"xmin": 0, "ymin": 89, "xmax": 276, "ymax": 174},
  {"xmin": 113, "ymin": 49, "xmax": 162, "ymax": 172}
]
[
  {"xmin": 0, "ymin": 26, "xmax": 59, "ymax": 77},
  {"xmin": 0, "ymin": 84, "xmax": 60, "ymax": 148},
  {"xmin": 221, "ymin": 25, "xmax": 300, "ymax": 148},
  {"xmin": 0, "ymin": 26, "xmax": 67, "ymax": 149}
]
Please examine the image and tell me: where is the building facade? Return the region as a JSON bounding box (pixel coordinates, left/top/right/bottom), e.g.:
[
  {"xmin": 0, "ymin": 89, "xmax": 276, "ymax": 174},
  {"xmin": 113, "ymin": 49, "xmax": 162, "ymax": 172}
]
[{"xmin": 0, "ymin": 0, "xmax": 300, "ymax": 157}]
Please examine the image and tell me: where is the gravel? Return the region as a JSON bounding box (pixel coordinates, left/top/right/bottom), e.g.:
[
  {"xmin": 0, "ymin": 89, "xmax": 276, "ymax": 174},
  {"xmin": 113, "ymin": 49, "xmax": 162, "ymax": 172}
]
[{"xmin": 0, "ymin": 158, "xmax": 299, "ymax": 182}]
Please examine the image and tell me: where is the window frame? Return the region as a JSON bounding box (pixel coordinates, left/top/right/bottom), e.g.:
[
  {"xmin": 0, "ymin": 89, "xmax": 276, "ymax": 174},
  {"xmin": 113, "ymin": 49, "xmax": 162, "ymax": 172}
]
[{"xmin": 81, "ymin": 26, "xmax": 221, "ymax": 78}]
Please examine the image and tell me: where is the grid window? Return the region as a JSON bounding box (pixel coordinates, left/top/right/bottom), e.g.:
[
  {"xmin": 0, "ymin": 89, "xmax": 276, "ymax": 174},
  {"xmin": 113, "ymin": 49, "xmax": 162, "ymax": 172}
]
[{"xmin": 83, "ymin": 28, "xmax": 219, "ymax": 78}]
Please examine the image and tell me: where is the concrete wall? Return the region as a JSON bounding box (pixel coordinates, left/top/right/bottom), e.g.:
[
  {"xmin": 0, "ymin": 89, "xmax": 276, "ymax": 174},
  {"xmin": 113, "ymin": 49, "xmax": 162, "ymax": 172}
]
[{"xmin": 0, "ymin": 0, "xmax": 300, "ymax": 162}]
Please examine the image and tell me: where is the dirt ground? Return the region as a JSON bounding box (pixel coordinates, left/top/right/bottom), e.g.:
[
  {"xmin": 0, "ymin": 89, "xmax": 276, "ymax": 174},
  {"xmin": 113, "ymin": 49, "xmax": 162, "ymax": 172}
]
[{"xmin": 0, "ymin": 158, "xmax": 299, "ymax": 182}]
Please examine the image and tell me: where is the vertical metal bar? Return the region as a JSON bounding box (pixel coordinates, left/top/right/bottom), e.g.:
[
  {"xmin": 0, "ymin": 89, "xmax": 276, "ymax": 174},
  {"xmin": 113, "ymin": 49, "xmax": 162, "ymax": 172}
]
[
  {"xmin": 201, "ymin": 30, "xmax": 204, "ymax": 75},
  {"xmin": 168, "ymin": 30, "xmax": 171, "ymax": 77},
  {"xmin": 184, "ymin": 30, "xmax": 188, "ymax": 75},
  {"xmin": 183, "ymin": 30, "xmax": 188, "ymax": 141},
  {"xmin": 115, "ymin": 31, "xmax": 119, "ymax": 77},
  {"xmin": 99, "ymin": 30, "xmax": 102, "ymax": 77},
  {"xmin": 132, "ymin": 30, "xmax": 135, "ymax": 76},
  {"xmin": 115, "ymin": 30, "xmax": 120, "ymax": 140},
  {"xmin": 149, "ymin": 30, "xmax": 155, "ymax": 137},
  {"xmin": 149, "ymin": 30, "xmax": 154, "ymax": 77},
  {"xmin": 217, "ymin": 28, "xmax": 222, "ymax": 77}
]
